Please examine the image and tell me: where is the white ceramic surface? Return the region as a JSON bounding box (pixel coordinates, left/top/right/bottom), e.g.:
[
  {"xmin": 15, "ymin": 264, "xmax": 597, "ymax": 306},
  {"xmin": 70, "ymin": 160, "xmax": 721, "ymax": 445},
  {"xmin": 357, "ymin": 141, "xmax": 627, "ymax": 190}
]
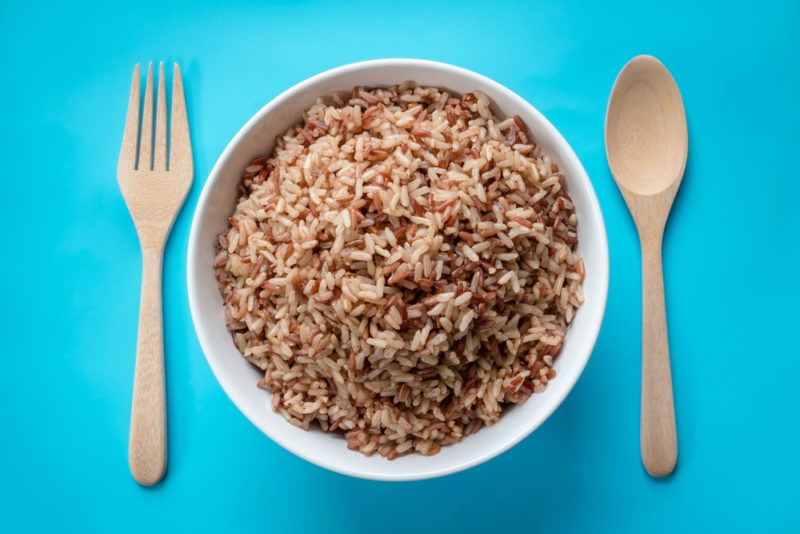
[{"xmin": 187, "ymin": 59, "xmax": 609, "ymax": 481}]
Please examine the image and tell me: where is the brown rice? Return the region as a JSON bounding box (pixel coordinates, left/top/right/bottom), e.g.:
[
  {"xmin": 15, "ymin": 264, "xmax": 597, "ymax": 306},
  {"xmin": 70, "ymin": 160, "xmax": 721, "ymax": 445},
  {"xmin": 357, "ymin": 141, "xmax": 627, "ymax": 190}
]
[{"xmin": 214, "ymin": 83, "xmax": 585, "ymax": 458}]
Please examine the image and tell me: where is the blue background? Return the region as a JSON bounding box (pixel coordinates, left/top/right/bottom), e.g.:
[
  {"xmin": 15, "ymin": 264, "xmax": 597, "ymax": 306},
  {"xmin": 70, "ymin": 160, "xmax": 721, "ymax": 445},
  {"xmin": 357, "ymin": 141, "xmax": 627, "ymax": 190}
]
[{"xmin": 2, "ymin": 0, "xmax": 798, "ymax": 531}]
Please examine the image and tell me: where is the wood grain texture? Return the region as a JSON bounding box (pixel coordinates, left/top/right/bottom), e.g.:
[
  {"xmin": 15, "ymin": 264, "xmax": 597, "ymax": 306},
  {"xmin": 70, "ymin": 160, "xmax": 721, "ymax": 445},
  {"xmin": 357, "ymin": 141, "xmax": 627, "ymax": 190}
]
[
  {"xmin": 605, "ymin": 55, "xmax": 687, "ymax": 477},
  {"xmin": 118, "ymin": 62, "xmax": 193, "ymax": 486},
  {"xmin": 129, "ymin": 248, "xmax": 167, "ymax": 485}
]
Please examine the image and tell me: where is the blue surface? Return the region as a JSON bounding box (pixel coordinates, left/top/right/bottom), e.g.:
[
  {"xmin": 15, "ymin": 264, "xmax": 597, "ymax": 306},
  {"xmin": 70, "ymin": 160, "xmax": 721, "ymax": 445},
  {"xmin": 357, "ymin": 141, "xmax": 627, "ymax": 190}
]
[{"xmin": 2, "ymin": 0, "xmax": 798, "ymax": 531}]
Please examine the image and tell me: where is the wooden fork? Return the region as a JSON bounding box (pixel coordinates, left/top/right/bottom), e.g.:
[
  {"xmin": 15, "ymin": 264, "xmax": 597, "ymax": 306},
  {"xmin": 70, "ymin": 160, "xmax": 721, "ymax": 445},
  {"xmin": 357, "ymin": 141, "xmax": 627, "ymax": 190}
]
[{"xmin": 118, "ymin": 62, "xmax": 193, "ymax": 486}]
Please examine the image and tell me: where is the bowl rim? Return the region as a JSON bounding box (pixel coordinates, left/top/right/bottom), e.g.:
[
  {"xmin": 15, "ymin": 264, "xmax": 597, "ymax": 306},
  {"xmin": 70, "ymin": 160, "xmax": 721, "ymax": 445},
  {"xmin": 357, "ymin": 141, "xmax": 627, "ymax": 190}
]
[{"xmin": 187, "ymin": 58, "xmax": 609, "ymax": 481}]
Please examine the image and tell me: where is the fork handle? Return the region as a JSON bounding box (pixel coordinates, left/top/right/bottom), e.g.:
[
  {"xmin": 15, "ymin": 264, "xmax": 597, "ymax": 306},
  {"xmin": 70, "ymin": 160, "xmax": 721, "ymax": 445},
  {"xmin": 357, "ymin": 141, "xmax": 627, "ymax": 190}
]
[
  {"xmin": 640, "ymin": 231, "xmax": 677, "ymax": 477},
  {"xmin": 129, "ymin": 247, "xmax": 167, "ymax": 485}
]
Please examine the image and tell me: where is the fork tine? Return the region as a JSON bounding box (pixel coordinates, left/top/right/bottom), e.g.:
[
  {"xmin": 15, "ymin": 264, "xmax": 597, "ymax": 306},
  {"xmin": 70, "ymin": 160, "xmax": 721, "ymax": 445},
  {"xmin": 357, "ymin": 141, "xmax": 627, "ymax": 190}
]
[
  {"xmin": 139, "ymin": 62, "xmax": 154, "ymax": 171},
  {"xmin": 169, "ymin": 63, "xmax": 193, "ymax": 173},
  {"xmin": 154, "ymin": 62, "xmax": 168, "ymax": 170},
  {"xmin": 117, "ymin": 64, "xmax": 140, "ymax": 173}
]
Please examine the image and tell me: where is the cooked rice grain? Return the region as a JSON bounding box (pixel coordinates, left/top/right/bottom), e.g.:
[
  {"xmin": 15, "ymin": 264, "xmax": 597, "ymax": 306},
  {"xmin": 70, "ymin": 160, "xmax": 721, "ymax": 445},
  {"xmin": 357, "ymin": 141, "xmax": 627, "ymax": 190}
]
[{"xmin": 215, "ymin": 83, "xmax": 585, "ymax": 459}]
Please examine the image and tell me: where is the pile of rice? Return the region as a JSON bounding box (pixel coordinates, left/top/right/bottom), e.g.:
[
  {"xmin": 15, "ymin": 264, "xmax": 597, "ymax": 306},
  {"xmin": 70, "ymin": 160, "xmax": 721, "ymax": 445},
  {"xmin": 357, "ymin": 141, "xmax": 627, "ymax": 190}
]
[{"xmin": 214, "ymin": 83, "xmax": 584, "ymax": 459}]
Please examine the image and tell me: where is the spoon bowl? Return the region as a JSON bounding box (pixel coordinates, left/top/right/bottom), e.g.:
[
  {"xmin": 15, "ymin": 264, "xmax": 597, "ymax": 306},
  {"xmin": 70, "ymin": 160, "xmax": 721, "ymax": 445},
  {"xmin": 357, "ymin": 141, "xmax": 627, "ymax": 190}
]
[
  {"xmin": 607, "ymin": 55, "xmax": 687, "ymax": 201},
  {"xmin": 605, "ymin": 55, "xmax": 687, "ymax": 477}
]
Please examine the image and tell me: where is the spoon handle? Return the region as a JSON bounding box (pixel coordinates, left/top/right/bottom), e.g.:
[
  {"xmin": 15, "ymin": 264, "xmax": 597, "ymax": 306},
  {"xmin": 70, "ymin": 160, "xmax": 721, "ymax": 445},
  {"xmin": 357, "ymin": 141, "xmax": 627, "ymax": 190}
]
[{"xmin": 640, "ymin": 232, "xmax": 677, "ymax": 477}]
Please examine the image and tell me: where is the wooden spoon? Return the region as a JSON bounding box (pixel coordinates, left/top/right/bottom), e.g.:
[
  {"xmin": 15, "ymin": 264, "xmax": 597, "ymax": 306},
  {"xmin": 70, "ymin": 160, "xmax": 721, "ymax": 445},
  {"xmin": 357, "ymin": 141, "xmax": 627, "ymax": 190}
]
[{"xmin": 605, "ymin": 55, "xmax": 687, "ymax": 477}]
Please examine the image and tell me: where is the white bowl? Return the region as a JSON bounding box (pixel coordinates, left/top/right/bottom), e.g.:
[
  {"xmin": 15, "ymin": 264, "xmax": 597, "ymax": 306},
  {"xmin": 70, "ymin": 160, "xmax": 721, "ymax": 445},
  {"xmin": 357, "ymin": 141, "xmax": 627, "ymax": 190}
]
[{"xmin": 188, "ymin": 59, "xmax": 609, "ymax": 481}]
